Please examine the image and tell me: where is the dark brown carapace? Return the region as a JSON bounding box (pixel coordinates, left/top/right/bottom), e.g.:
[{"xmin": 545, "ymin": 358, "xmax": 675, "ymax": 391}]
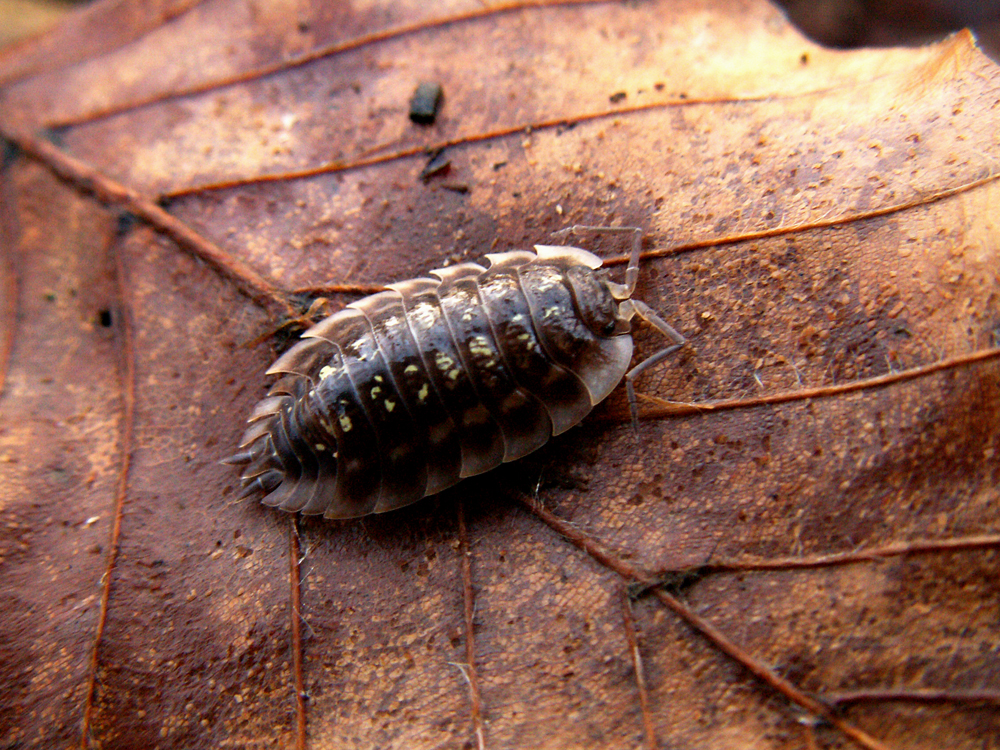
[{"xmin": 226, "ymin": 227, "xmax": 684, "ymax": 519}]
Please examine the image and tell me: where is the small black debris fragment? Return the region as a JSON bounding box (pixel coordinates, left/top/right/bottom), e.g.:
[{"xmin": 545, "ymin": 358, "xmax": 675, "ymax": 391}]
[
  {"xmin": 115, "ymin": 211, "xmax": 138, "ymax": 237},
  {"xmin": 420, "ymin": 148, "xmax": 451, "ymax": 181},
  {"xmin": 409, "ymin": 81, "xmax": 444, "ymax": 125},
  {"xmin": 609, "ymin": 90, "xmax": 627, "ymax": 104},
  {"xmin": 1, "ymin": 139, "xmax": 19, "ymax": 169}
]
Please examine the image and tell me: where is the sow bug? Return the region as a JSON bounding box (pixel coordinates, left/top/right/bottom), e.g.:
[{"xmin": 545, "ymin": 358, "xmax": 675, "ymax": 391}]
[{"xmin": 226, "ymin": 226, "xmax": 686, "ymax": 519}]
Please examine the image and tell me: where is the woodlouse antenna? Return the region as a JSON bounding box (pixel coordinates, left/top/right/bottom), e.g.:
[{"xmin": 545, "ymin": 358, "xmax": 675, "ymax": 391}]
[{"xmin": 550, "ymin": 224, "xmax": 643, "ymax": 298}]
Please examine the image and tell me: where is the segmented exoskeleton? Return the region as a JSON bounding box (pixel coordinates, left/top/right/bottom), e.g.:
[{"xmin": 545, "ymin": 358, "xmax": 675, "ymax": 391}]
[{"xmin": 226, "ymin": 226, "xmax": 685, "ymax": 519}]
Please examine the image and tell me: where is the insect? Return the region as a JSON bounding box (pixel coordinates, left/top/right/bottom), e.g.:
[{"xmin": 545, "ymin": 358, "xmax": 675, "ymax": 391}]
[{"xmin": 226, "ymin": 226, "xmax": 686, "ymax": 519}]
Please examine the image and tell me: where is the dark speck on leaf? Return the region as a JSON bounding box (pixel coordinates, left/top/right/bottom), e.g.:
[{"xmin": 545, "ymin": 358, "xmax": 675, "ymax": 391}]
[
  {"xmin": 420, "ymin": 149, "xmax": 451, "ymax": 181},
  {"xmin": 116, "ymin": 211, "xmax": 138, "ymax": 237},
  {"xmin": 409, "ymin": 82, "xmax": 444, "ymax": 125}
]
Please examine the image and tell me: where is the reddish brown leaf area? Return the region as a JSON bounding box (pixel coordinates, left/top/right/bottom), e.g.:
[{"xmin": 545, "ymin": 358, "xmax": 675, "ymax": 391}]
[{"xmin": 2, "ymin": 1, "xmax": 1000, "ymax": 749}]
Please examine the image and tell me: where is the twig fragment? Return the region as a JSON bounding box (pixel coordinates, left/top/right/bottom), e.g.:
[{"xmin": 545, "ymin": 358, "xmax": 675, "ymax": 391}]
[
  {"xmin": 3, "ymin": 128, "xmax": 293, "ymax": 316},
  {"xmin": 516, "ymin": 492, "xmax": 894, "ymax": 750},
  {"xmin": 457, "ymin": 502, "xmax": 486, "ymax": 750},
  {"xmin": 621, "ymin": 590, "xmax": 657, "ymax": 750},
  {"xmin": 289, "ymin": 520, "xmax": 307, "ymax": 750}
]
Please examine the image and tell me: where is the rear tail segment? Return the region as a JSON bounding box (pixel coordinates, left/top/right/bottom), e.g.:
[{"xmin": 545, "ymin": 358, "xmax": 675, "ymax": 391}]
[{"xmin": 226, "ymin": 375, "xmax": 312, "ymax": 506}]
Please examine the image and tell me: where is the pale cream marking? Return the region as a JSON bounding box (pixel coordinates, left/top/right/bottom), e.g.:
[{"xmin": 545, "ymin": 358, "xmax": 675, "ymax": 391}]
[{"xmin": 468, "ymin": 336, "xmax": 493, "ymax": 358}]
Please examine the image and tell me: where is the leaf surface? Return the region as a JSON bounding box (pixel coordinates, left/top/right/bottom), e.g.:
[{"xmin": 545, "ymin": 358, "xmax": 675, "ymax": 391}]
[{"xmin": 2, "ymin": 1, "xmax": 1000, "ymax": 748}]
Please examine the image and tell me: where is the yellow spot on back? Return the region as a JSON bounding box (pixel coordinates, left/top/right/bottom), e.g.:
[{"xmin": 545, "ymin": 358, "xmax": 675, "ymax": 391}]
[
  {"xmin": 418, "ymin": 383, "xmax": 429, "ymax": 401},
  {"xmin": 469, "ymin": 336, "xmax": 493, "ymax": 358},
  {"xmin": 404, "ymin": 364, "xmax": 419, "ymax": 374},
  {"xmin": 318, "ymin": 365, "xmax": 336, "ymax": 381},
  {"xmin": 384, "ymin": 399, "xmax": 396, "ymax": 412},
  {"xmin": 315, "ymin": 444, "xmax": 326, "ymax": 451},
  {"xmin": 339, "ymin": 415, "xmax": 353, "ymax": 432}
]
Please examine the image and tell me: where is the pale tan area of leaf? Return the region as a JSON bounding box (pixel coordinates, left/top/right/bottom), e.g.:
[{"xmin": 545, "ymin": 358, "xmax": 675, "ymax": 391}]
[{"xmin": 0, "ymin": 0, "xmax": 72, "ymax": 49}]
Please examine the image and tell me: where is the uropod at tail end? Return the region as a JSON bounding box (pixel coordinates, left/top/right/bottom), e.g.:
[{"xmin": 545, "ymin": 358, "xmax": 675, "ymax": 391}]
[{"xmin": 225, "ymin": 226, "xmax": 687, "ymax": 520}]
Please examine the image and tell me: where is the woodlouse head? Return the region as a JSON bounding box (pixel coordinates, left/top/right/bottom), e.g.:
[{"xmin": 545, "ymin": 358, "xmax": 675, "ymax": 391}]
[{"xmin": 564, "ymin": 265, "xmax": 621, "ymax": 338}]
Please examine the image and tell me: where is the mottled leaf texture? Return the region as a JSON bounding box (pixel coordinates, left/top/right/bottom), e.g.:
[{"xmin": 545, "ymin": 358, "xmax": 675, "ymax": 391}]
[{"xmin": 1, "ymin": 1, "xmax": 1000, "ymax": 749}]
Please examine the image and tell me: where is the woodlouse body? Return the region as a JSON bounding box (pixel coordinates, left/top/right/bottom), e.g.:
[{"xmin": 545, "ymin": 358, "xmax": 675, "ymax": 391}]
[{"xmin": 228, "ymin": 228, "xmax": 684, "ymax": 519}]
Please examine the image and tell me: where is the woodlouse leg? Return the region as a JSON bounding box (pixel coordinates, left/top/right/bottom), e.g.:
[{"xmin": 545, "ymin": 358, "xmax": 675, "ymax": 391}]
[
  {"xmin": 621, "ymin": 298, "xmax": 686, "ymax": 434},
  {"xmin": 624, "ymin": 345, "xmax": 684, "ymax": 433},
  {"xmin": 552, "ymin": 225, "xmax": 688, "ymax": 432}
]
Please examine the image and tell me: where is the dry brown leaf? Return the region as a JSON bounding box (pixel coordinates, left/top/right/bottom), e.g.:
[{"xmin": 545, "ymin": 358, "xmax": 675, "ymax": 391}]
[{"xmin": 2, "ymin": 1, "xmax": 1000, "ymax": 749}]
